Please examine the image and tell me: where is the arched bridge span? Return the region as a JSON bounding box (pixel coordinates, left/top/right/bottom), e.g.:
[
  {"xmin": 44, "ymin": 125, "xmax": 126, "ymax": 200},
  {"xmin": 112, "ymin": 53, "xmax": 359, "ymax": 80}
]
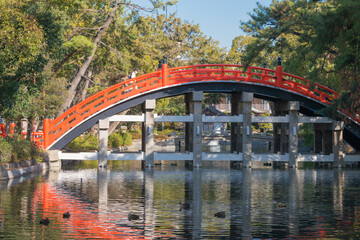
[{"xmin": 44, "ymin": 63, "xmax": 360, "ymax": 151}]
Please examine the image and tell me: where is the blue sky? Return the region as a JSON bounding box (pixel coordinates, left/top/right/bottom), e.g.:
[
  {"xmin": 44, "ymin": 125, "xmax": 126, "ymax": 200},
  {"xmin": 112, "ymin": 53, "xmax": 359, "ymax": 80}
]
[{"xmin": 132, "ymin": 0, "xmax": 273, "ymax": 50}]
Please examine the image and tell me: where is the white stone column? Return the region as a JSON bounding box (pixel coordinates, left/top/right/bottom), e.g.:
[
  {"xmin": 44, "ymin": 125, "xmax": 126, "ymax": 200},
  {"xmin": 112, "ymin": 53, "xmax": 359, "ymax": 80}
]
[
  {"xmin": 241, "ymin": 92, "xmax": 253, "ymax": 168},
  {"xmin": 192, "ymin": 92, "xmax": 203, "ymax": 168},
  {"xmin": 185, "ymin": 92, "xmax": 203, "ymax": 168},
  {"xmin": 231, "ymin": 93, "xmax": 242, "ymax": 168},
  {"xmin": 98, "ymin": 118, "xmax": 109, "ymax": 167},
  {"xmin": 142, "ymin": 99, "xmax": 155, "ymax": 168},
  {"xmin": 333, "ymin": 121, "xmax": 344, "ymax": 168},
  {"xmin": 288, "ymin": 101, "xmax": 299, "ymax": 168}
]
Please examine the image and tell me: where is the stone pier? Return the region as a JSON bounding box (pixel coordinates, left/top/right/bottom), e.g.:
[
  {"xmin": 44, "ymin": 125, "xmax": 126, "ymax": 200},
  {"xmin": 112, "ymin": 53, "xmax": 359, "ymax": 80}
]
[
  {"xmin": 98, "ymin": 118, "xmax": 109, "ymax": 167},
  {"xmin": 185, "ymin": 91, "xmax": 203, "ymax": 168},
  {"xmin": 142, "ymin": 99, "xmax": 155, "ymax": 168},
  {"xmin": 90, "ymin": 94, "xmax": 345, "ymax": 169}
]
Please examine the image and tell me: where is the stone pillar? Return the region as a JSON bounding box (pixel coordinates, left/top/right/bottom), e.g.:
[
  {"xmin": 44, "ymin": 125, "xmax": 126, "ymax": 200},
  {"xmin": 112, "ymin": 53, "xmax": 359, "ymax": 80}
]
[
  {"xmin": 185, "ymin": 94, "xmax": 192, "ymax": 152},
  {"xmin": 323, "ymin": 129, "xmax": 333, "ymax": 155},
  {"xmin": 142, "ymin": 99, "xmax": 155, "ymax": 168},
  {"xmin": 273, "ymin": 101, "xmax": 289, "ymax": 154},
  {"xmin": 185, "ymin": 92, "xmax": 203, "ymax": 168},
  {"xmin": 288, "ymin": 101, "xmax": 299, "ymax": 168},
  {"xmin": 98, "ymin": 118, "xmax": 109, "ymax": 167},
  {"xmin": 242, "ymin": 92, "xmax": 253, "ymax": 168},
  {"xmin": 333, "ymin": 121, "xmax": 344, "ymax": 168},
  {"xmin": 313, "ymin": 129, "xmax": 323, "ymax": 153},
  {"xmin": 231, "ymin": 93, "xmax": 242, "ymax": 169},
  {"xmin": 47, "ymin": 150, "xmax": 61, "ymax": 170}
]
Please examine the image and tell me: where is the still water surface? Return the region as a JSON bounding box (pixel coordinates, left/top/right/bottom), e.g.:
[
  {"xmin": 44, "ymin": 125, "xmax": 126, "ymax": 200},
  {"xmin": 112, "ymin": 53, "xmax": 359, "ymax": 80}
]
[{"xmin": 0, "ymin": 162, "xmax": 360, "ymax": 239}]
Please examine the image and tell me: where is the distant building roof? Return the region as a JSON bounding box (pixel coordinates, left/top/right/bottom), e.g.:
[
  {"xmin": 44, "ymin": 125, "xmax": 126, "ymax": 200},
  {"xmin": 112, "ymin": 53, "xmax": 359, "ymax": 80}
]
[{"xmin": 202, "ymin": 106, "xmax": 227, "ymax": 116}]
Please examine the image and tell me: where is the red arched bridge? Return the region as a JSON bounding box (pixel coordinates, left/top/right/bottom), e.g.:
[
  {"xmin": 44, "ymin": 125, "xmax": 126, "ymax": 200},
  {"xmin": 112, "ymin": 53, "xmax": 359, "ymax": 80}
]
[{"xmin": 32, "ymin": 62, "xmax": 359, "ymax": 151}]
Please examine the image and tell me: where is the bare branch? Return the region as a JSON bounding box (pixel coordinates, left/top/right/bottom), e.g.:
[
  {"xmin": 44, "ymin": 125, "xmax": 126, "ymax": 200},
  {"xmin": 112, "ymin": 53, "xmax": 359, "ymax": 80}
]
[
  {"xmin": 118, "ymin": 1, "xmax": 157, "ymax": 12},
  {"xmin": 81, "ymin": 75, "xmax": 98, "ymax": 85},
  {"xmin": 73, "ymin": 27, "xmax": 103, "ymax": 31}
]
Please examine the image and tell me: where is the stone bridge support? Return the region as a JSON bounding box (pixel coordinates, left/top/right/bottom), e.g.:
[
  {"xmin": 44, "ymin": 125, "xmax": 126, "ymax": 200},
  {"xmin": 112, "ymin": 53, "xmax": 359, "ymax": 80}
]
[
  {"xmin": 185, "ymin": 91, "xmax": 203, "ymax": 168},
  {"xmin": 98, "ymin": 118, "xmax": 109, "ymax": 167},
  {"xmin": 333, "ymin": 121, "xmax": 344, "ymax": 167},
  {"xmin": 273, "ymin": 100, "xmax": 289, "ymax": 155},
  {"xmin": 272, "ymin": 100, "xmax": 300, "ymax": 168},
  {"xmin": 313, "ymin": 121, "xmax": 344, "ymax": 167},
  {"xmin": 231, "ymin": 92, "xmax": 253, "ymax": 168},
  {"xmin": 142, "ymin": 99, "xmax": 155, "ymax": 168},
  {"xmin": 288, "ymin": 101, "xmax": 299, "ymax": 168}
]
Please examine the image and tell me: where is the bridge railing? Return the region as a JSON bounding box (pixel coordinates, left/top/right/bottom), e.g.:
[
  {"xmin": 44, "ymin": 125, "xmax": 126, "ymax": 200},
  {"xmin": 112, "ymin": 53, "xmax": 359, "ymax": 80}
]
[{"xmin": 43, "ymin": 63, "xmax": 349, "ymax": 149}]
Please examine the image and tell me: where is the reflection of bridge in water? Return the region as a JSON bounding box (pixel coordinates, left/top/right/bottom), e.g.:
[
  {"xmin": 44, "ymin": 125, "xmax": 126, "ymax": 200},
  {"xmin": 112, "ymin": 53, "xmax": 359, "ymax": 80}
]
[
  {"xmin": 36, "ymin": 168, "xmax": 348, "ymax": 239},
  {"xmin": 40, "ymin": 58, "xmax": 359, "ymax": 168}
]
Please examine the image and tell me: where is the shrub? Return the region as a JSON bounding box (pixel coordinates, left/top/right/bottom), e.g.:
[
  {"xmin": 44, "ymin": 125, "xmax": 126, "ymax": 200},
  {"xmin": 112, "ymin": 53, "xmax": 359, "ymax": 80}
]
[
  {"xmin": 130, "ymin": 130, "xmax": 141, "ymax": 139},
  {"xmin": 67, "ymin": 133, "xmax": 98, "ymax": 151},
  {"xmin": 109, "ymin": 133, "xmax": 123, "ymax": 148},
  {"xmin": 121, "ymin": 132, "xmax": 132, "ymax": 146},
  {"xmin": 0, "ymin": 135, "xmax": 43, "ymax": 163},
  {"xmin": 0, "ymin": 137, "xmax": 13, "ymax": 163}
]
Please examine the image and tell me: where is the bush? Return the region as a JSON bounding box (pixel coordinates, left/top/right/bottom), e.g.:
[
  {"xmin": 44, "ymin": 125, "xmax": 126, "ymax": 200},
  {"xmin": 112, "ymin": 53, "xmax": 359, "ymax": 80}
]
[
  {"xmin": 121, "ymin": 132, "xmax": 132, "ymax": 146},
  {"xmin": 130, "ymin": 130, "xmax": 141, "ymax": 139},
  {"xmin": 0, "ymin": 135, "xmax": 43, "ymax": 163},
  {"xmin": 109, "ymin": 133, "xmax": 123, "ymax": 148},
  {"xmin": 67, "ymin": 133, "xmax": 98, "ymax": 151},
  {"xmin": 0, "ymin": 138, "xmax": 13, "ymax": 163},
  {"xmin": 108, "ymin": 132, "xmax": 132, "ymax": 148},
  {"xmin": 155, "ymin": 134, "xmax": 169, "ymax": 141}
]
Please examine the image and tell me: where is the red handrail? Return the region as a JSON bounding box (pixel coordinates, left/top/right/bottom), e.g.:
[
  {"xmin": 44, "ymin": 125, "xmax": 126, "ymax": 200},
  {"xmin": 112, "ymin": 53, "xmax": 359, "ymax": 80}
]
[{"xmin": 40, "ymin": 64, "xmax": 356, "ymax": 149}]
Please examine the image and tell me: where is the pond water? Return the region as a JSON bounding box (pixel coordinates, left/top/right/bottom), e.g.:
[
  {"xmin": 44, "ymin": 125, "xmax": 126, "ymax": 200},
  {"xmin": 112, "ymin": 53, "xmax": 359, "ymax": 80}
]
[{"xmin": 0, "ymin": 161, "xmax": 360, "ymax": 239}]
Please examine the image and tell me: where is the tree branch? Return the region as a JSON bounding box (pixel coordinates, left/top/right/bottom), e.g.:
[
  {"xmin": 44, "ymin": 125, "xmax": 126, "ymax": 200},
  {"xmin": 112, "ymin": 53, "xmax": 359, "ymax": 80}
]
[
  {"xmin": 99, "ymin": 41, "xmax": 123, "ymax": 59},
  {"xmin": 60, "ymin": 0, "xmax": 121, "ymax": 113}
]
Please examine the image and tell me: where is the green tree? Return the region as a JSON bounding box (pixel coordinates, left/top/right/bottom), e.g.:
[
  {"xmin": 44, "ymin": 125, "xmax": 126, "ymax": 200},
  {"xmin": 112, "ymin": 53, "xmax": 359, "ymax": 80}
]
[{"xmin": 238, "ymin": 0, "xmax": 360, "ymax": 114}]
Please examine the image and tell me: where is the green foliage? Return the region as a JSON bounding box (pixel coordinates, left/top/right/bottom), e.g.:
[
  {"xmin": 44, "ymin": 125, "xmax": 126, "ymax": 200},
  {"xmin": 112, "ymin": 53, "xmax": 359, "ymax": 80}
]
[
  {"xmin": 0, "ymin": 135, "xmax": 43, "ymax": 163},
  {"xmin": 67, "ymin": 133, "xmax": 98, "ymax": 151},
  {"xmin": 0, "ymin": 138, "xmax": 13, "ymax": 163},
  {"xmin": 204, "ymin": 93, "xmax": 226, "ymax": 106},
  {"xmin": 156, "ymin": 96, "xmax": 185, "ymax": 115},
  {"xmin": 130, "ymin": 129, "xmax": 142, "ymax": 139},
  {"xmin": 108, "ymin": 132, "xmax": 132, "ymax": 148},
  {"xmin": 299, "ymin": 123, "xmax": 314, "ymax": 148},
  {"xmin": 63, "ymin": 35, "xmax": 94, "ymax": 56},
  {"xmin": 239, "ymin": 0, "xmax": 360, "ymax": 114},
  {"xmin": 0, "ymin": 0, "xmax": 227, "ymax": 122},
  {"xmin": 122, "ymin": 132, "xmax": 132, "ymax": 146},
  {"xmin": 109, "ymin": 132, "xmax": 123, "ymax": 149}
]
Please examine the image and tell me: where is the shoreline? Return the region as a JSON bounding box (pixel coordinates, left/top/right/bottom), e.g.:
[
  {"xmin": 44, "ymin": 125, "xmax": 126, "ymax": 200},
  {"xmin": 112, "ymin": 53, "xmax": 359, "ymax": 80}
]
[{"xmin": 0, "ymin": 160, "xmax": 49, "ymax": 180}]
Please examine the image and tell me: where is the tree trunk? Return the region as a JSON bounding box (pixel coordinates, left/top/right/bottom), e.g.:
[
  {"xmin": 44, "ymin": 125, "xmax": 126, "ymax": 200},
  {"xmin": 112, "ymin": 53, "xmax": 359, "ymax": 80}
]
[{"xmin": 60, "ymin": 2, "xmax": 120, "ymax": 113}]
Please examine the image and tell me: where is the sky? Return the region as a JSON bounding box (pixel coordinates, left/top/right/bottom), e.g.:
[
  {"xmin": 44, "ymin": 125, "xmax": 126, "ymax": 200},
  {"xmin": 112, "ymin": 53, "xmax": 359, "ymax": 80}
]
[{"xmin": 132, "ymin": 0, "xmax": 273, "ymax": 50}]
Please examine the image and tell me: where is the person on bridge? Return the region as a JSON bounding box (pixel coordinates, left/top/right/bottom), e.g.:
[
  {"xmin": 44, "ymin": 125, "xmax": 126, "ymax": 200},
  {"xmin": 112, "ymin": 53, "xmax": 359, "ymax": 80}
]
[{"xmin": 129, "ymin": 68, "xmax": 138, "ymax": 79}]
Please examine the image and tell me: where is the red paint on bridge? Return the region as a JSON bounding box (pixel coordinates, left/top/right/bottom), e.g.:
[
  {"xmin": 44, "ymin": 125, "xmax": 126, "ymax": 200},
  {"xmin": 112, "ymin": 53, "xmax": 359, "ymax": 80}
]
[{"xmin": 37, "ymin": 64, "xmax": 353, "ymax": 149}]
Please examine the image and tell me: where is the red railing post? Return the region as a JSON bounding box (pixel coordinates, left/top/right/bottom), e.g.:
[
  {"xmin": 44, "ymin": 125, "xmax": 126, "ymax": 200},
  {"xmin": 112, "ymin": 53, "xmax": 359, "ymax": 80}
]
[
  {"xmin": 9, "ymin": 121, "xmax": 16, "ymax": 135},
  {"xmin": 262, "ymin": 62, "xmax": 268, "ymax": 81},
  {"xmin": 0, "ymin": 121, "xmax": 5, "ymax": 137},
  {"xmin": 162, "ymin": 56, "xmax": 168, "ymax": 87},
  {"xmin": 43, "ymin": 118, "xmax": 51, "ymax": 149},
  {"xmin": 275, "ymin": 57, "xmax": 283, "ymax": 87}
]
